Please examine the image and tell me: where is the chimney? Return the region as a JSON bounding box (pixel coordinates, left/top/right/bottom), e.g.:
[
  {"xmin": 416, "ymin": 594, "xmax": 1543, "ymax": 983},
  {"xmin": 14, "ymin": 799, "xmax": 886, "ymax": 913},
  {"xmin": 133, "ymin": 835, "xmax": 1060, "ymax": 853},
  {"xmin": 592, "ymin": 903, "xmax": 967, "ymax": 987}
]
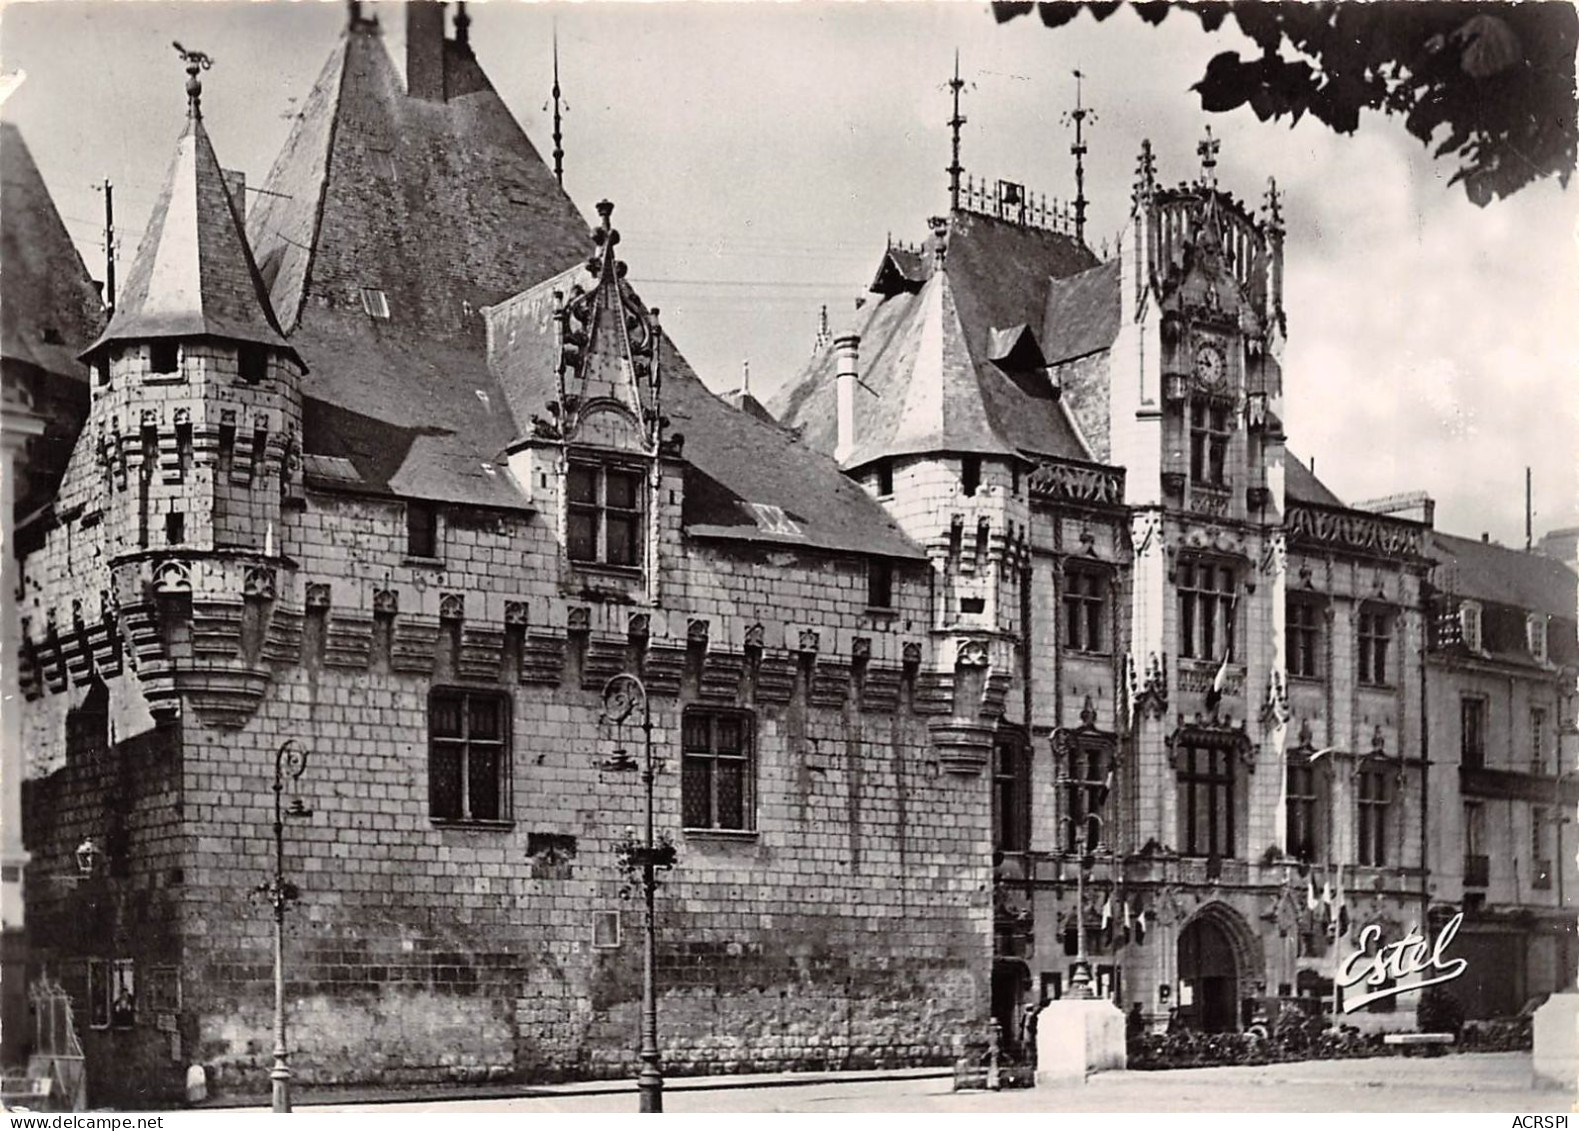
[
  {"xmin": 834, "ymin": 333, "xmax": 860, "ymax": 465},
  {"xmin": 222, "ymin": 169, "xmax": 246, "ymax": 222},
  {"xmin": 406, "ymin": 1, "xmax": 447, "ymax": 102}
]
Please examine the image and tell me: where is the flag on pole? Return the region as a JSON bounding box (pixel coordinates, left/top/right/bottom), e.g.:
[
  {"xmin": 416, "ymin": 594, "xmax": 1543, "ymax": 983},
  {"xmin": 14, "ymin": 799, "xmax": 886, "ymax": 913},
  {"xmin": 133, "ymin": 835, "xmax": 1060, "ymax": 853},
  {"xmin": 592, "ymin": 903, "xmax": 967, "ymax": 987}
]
[
  {"xmin": 1305, "ymin": 875, "xmax": 1318, "ymax": 912},
  {"xmin": 1123, "ymin": 900, "xmax": 1134, "ymax": 947},
  {"xmin": 1100, "ymin": 892, "xmax": 1113, "ymax": 947},
  {"xmin": 1203, "ymin": 596, "xmax": 1238, "ymax": 715},
  {"xmin": 1095, "ymin": 764, "xmax": 1115, "ymax": 810},
  {"xmin": 1335, "ymin": 863, "xmax": 1349, "ymax": 938},
  {"xmin": 1135, "ymin": 907, "xmax": 1148, "ymax": 944}
]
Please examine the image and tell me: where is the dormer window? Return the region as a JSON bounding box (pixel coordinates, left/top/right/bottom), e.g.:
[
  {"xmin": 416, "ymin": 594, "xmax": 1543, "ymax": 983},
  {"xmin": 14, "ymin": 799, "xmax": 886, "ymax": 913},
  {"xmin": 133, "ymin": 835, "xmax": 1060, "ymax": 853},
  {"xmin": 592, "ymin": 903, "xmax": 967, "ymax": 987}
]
[
  {"xmin": 1459, "ymin": 600, "xmax": 1483, "ymax": 652},
  {"xmin": 568, "ymin": 461, "xmax": 643, "ymax": 568},
  {"xmin": 150, "ymin": 341, "xmax": 179, "ymax": 374},
  {"xmin": 1528, "ymin": 614, "xmax": 1549, "ymax": 664},
  {"xmin": 239, "ymin": 344, "xmax": 268, "ymax": 384}
]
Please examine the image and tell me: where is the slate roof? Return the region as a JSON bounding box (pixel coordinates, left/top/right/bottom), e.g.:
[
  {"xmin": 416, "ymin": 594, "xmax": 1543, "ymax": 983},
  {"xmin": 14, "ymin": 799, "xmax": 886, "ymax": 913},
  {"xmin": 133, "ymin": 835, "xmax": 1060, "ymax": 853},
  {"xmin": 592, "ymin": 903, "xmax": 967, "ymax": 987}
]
[
  {"xmin": 1429, "ymin": 530, "xmax": 1577, "ymax": 621},
  {"xmin": 1041, "ymin": 259, "xmax": 1120, "ymax": 365},
  {"xmin": 246, "ymin": 19, "xmax": 590, "ymax": 506},
  {"xmin": 486, "ymin": 267, "xmax": 924, "ymax": 561},
  {"xmin": 1, "ymin": 123, "xmax": 104, "ymax": 379},
  {"xmin": 772, "ymin": 209, "xmax": 1098, "ymax": 469},
  {"xmin": 1285, "ymin": 452, "xmax": 1344, "ymax": 507},
  {"xmin": 82, "ymin": 110, "xmax": 293, "ymax": 361}
]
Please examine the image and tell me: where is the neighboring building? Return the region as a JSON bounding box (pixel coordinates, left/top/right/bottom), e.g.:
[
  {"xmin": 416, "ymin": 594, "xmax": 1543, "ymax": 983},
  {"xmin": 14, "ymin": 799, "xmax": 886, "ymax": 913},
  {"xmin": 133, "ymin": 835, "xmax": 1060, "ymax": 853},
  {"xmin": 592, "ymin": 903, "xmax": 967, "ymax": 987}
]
[
  {"xmin": 1417, "ymin": 526, "xmax": 1578, "ymax": 1017},
  {"xmin": 1, "ymin": 121, "xmax": 105, "ymax": 1068},
  {"xmin": 16, "ymin": 7, "xmax": 985, "ymax": 1105}
]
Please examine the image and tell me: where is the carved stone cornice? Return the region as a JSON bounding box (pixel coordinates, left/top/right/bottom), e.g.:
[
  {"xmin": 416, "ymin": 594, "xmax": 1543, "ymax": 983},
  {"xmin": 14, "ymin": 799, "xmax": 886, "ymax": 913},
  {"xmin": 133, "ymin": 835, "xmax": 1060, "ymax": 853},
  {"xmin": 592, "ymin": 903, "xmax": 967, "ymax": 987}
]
[{"xmin": 1285, "ymin": 502, "xmax": 1426, "ymax": 562}]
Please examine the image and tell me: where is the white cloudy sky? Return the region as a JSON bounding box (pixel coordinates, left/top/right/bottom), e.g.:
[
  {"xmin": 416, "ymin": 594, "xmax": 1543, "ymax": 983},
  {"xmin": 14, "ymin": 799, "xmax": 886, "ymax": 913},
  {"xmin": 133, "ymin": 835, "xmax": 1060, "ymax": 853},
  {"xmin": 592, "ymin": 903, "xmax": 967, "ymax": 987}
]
[{"xmin": 3, "ymin": 0, "xmax": 1575, "ymax": 544}]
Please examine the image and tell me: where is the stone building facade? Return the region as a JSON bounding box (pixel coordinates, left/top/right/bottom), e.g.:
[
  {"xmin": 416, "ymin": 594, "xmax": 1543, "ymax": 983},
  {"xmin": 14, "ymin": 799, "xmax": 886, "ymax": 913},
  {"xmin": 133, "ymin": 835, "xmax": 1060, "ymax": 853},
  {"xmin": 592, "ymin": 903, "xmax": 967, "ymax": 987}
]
[
  {"xmin": 8, "ymin": 0, "xmax": 1577, "ymax": 1108},
  {"xmin": 774, "ymin": 152, "xmax": 1576, "ymax": 1039},
  {"xmin": 13, "ymin": 9, "xmax": 990, "ymax": 1105}
]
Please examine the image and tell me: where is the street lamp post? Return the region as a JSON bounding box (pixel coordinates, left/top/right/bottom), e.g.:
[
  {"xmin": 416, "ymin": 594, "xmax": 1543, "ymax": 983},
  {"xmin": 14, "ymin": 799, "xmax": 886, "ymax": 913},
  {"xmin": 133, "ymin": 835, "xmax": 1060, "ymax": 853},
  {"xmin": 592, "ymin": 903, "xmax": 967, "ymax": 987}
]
[
  {"xmin": 600, "ymin": 674, "xmax": 669, "ymax": 1113},
  {"xmin": 1055, "ymin": 806, "xmax": 1102, "ymax": 1000},
  {"xmin": 259, "ymin": 740, "xmax": 310, "ymax": 1114}
]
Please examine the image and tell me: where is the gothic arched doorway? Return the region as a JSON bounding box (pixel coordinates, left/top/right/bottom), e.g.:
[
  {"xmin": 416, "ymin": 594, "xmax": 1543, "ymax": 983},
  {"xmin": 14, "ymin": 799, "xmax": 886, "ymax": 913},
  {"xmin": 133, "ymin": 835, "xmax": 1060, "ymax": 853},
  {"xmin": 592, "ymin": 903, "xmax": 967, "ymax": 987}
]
[{"xmin": 1178, "ymin": 914, "xmax": 1239, "ymax": 1032}]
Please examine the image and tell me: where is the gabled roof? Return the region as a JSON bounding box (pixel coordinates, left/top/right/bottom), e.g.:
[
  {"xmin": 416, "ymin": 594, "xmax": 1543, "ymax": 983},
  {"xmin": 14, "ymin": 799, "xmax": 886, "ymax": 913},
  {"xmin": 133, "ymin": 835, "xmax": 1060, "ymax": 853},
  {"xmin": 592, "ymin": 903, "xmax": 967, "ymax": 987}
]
[
  {"xmin": 1285, "ymin": 452, "xmax": 1344, "ymax": 508},
  {"xmin": 82, "ymin": 110, "xmax": 292, "ymax": 361},
  {"xmin": 772, "ymin": 209, "xmax": 1098, "ymax": 469},
  {"xmin": 248, "ymin": 19, "xmax": 589, "ymax": 506},
  {"xmin": 487, "ymin": 266, "xmax": 924, "ymax": 561},
  {"xmin": 1429, "ymin": 530, "xmax": 1577, "ymax": 621},
  {"xmin": 1, "ymin": 123, "xmax": 105, "ymax": 378}
]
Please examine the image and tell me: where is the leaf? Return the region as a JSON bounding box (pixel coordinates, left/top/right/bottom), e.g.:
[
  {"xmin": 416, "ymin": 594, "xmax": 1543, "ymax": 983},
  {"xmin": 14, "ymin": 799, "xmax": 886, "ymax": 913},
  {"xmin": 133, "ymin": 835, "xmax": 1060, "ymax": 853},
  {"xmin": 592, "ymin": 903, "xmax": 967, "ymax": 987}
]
[
  {"xmin": 991, "ymin": 1, "xmax": 1036, "ymax": 24},
  {"xmin": 1194, "ymin": 51, "xmax": 1254, "ymax": 113},
  {"xmin": 1133, "ymin": 1, "xmax": 1173, "ymax": 26},
  {"xmin": 1032, "ymin": 0, "xmax": 1083, "ymax": 29}
]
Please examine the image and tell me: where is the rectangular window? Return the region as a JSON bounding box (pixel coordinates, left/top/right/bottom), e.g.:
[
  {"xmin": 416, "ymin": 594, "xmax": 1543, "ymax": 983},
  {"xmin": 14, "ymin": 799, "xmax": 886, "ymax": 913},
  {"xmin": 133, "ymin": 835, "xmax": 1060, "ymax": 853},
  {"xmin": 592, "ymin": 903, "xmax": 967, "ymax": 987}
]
[
  {"xmin": 1464, "ymin": 802, "xmax": 1487, "ymax": 886},
  {"xmin": 164, "ymin": 511, "xmax": 185, "ymax": 545},
  {"xmin": 406, "ymin": 501, "xmax": 439, "ymax": 559},
  {"xmin": 1189, "ymin": 399, "xmax": 1230, "ymax": 486},
  {"xmin": 1063, "ymin": 741, "xmax": 1113, "ymax": 853},
  {"xmin": 568, "ymin": 462, "xmax": 643, "ymax": 568},
  {"xmin": 1178, "ymin": 560, "xmax": 1236, "ymax": 661},
  {"xmin": 1357, "ymin": 768, "xmax": 1389, "ymax": 867},
  {"xmin": 1460, "ymin": 601, "xmax": 1482, "ymax": 651},
  {"xmin": 1358, "ymin": 606, "xmax": 1392, "ymax": 686},
  {"xmin": 961, "ymin": 456, "xmax": 981, "ymax": 497},
  {"xmin": 867, "ymin": 559, "xmax": 894, "ymax": 609},
  {"xmin": 1286, "ymin": 762, "xmax": 1319, "ymax": 863},
  {"xmin": 993, "ymin": 738, "xmax": 1030, "ymax": 853},
  {"xmin": 1532, "ymin": 707, "xmax": 1548, "ymax": 775},
  {"xmin": 150, "ymin": 341, "xmax": 178, "ymax": 374},
  {"xmin": 1461, "ymin": 697, "xmax": 1486, "ymax": 770},
  {"xmin": 1287, "ymin": 598, "xmax": 1321, "ymax": 678},
  {"xmin": 1532, "ymin": 807, "xmax": 1552, "ymax": 890},
  {"xmin": 681, "ymin": 709, "xmax": 754, "ymax": 832},
  {"xmin": 1063, "ymin": 568, "xmax": 1107, "ymax": 654},
  {"xmin": 429, "ymin": 689, "xmax": 509, "ymax": 823},
  {"xmin": 876, "ymin": 461, "xmax": 894, "ymax": 496},
  {"xmin": 238, "ymin": 344, "xmax": 268, "ymax": 384},
  {"xmin": 1178, "ymin": 744, "xmax": 1235, "ymax": 858},
  {"xmin": 1528, "ymin": 615, "xmax": 1549, "ymax": 663}
]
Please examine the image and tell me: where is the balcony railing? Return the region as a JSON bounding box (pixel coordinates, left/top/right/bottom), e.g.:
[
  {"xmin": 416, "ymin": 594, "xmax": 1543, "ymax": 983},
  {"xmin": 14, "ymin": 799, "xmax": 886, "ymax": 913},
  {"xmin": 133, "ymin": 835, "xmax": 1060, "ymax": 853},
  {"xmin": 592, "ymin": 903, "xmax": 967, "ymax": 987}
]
[{"xmin": 1464, "ymin": 855, "xmax": 1490, "ymax": 887}]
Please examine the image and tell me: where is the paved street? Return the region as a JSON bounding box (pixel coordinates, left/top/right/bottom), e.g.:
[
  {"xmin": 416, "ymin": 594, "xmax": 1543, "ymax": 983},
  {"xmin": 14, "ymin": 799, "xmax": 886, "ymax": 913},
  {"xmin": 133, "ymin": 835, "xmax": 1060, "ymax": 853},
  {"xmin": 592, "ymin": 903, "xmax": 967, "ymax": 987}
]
[{"xmin": 270, "ymin": 1054, "xmax": 1574, "ymax": 1114}]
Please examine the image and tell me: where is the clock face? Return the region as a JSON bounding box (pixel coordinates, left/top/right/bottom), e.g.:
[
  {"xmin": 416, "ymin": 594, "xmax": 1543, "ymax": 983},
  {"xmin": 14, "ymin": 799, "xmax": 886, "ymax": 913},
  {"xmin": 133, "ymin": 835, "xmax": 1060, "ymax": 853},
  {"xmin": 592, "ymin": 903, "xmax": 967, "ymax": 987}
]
[{"xmin": 1194, "ymin": 344, "xmax": 1225, "ymax": 382}]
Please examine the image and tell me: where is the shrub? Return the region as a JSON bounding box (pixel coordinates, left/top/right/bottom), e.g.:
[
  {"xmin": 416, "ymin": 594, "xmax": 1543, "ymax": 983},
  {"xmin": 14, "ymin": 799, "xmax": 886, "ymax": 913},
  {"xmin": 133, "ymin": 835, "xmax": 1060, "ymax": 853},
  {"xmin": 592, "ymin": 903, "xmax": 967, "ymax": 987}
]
[{"xmin": 1416, "ymin": 986, "xmax": 1466, "ymax": 1036}]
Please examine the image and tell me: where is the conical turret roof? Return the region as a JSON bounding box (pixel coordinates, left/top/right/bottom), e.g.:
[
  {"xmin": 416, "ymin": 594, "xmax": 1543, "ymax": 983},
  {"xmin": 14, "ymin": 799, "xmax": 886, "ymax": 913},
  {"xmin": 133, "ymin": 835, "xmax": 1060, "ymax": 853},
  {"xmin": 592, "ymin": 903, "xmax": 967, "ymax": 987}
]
[{"xmin": 81, "ymin": 109, "xmax": 294, "ymax": 362}]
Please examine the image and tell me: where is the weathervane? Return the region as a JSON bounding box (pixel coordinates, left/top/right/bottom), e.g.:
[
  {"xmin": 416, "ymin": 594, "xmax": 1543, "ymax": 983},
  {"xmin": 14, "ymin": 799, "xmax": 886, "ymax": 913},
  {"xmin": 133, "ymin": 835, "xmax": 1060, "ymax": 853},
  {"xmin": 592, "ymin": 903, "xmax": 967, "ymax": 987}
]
[{"xmin": 172, "ymin": 41, "xmax": 214, "ymax": 119}]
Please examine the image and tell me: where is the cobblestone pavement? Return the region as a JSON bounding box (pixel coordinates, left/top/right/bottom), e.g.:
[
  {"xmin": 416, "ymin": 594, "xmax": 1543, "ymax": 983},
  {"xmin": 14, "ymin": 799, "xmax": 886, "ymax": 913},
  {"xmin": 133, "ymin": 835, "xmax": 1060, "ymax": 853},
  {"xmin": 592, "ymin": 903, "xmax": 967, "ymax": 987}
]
[{"xmin": 282, "ymin": 1054, "xmax": 1575, "ymax": 1114}]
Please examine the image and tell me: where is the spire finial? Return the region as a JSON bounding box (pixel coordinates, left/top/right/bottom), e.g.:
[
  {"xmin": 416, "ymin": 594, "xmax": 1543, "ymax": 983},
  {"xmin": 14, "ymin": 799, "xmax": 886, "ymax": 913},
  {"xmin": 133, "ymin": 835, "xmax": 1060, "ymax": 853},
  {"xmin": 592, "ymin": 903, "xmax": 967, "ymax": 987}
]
[
  {"xmin": 454, "ymin": 2, "xmax": 471, "ymax": 51},
  {"xmin": 1133, "ymin": 138, "xmax": 1157, "ymax": 206},
  {"xmin": 742, "ymin": 359, "xmax": 751, "ymax": 396},
  {"xmin": 947, "ymin": 50, "xmax": 967, "ymax": 212},
  {"xmin": 550, "ymin": 23, "xmax": 567, "ymax": 188},
  {"xmin": 1062, "ymin": 68, "xmax": 1096, "ymax": 247},
  {"xmin": 1263, "ymin": 175, "xmax": 1284, "ymax": 234},
  {"xmin": 1197, "ymin": 124, "xmax": 1221, "ymax": 191},
  {"xmin": 171, "ymin": 42, "xmax": 214, "ymax": 120}
]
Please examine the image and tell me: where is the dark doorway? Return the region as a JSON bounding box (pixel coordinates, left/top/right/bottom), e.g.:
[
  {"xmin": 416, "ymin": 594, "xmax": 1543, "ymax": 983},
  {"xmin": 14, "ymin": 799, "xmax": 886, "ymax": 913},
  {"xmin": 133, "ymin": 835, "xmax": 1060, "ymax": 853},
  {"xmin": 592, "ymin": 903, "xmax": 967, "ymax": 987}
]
[
  {"xmin": 1178, "ymin": 915, "xmax": 1239, "ymax": 1033},
  {"xmin": 991, "ymin": 959, "xmax": 1032, "ymax": 1056}
]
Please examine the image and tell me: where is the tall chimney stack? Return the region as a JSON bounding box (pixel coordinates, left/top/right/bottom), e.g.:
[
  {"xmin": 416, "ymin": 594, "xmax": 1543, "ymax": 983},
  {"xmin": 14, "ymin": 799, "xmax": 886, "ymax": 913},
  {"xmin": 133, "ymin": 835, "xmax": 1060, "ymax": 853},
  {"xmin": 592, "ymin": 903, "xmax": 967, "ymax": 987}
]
[
  {"xmin": 407, "ymin": 1, "xmax": 447, "ymax": 102},
  {"xmin": 834, "ymin": 333, "xmax": 861, "ymax": 465}
]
